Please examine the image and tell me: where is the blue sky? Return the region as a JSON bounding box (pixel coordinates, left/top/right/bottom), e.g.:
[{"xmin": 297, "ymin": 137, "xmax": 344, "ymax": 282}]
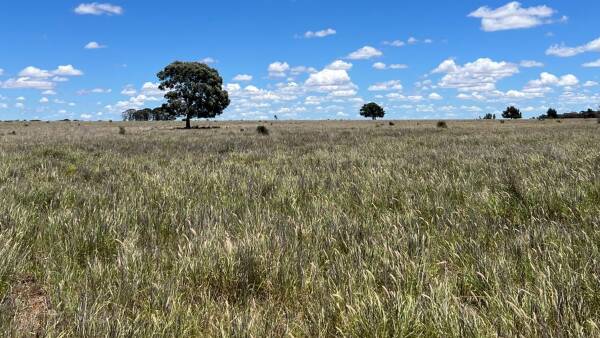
[{"xmin": 0, "ymin": 1, "xmax": 599, "ymax": 120}]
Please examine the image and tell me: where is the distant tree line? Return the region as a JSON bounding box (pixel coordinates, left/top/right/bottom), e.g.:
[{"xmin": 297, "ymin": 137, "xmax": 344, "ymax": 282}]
[
  {"xmin": 122, "ymin": 105, "xmax": 177, "ymax": 121},
  {"xmin": 537, "ymin": 107, "xmax": 600, "ymax": 120},
  {"xmin": 478, "ymin": 106, "xmax": 600, "ymax": 120}
]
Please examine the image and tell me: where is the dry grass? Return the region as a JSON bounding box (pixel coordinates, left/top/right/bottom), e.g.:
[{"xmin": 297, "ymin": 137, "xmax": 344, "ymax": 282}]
[{"xmin": 0, "ymin": 119, "xmax": 599, "ymax": 336}]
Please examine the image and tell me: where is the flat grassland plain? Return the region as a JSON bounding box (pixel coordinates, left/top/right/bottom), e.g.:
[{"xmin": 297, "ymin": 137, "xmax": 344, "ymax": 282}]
[{"xmin": 1, "ymin": 120, "xmax": 599, "ymax": 337}]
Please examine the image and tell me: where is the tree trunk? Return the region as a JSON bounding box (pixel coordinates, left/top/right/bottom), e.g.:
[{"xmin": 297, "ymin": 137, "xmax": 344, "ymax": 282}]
[
  {"xmin": 372, "ymin": 116, "xmax": 376, "ymax": 121},
  {"xmin": 185, "ymin": 116, "xmax": 191, "ymax": 129}
]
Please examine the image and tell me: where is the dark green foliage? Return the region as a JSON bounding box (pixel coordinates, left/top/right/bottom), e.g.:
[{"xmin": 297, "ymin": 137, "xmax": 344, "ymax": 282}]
[
  {"xmin": 437, "ymin": 121, "xmax": 448, "ymax": 128},
  {"xmin": 256, "ymin": 126, "xmax": 269, "ymax": 135},
  {"xmin": 158, "ymin": 61, "xmax": 230, "ymax": 129},
  {"xmin": 119, "ymin": 126, "xmax": 126, "ymax": 135},
  {"xmin": 483, "ymin": 113, "xmax": 494, "ymax": 120},
  {"xmin": 547, "ymin": 108, "xmax": 558, "ymax": 119},
  {"xmin": 502, "ymin": 106, "xmax": 522, "ymax": 119},
  {"xmin": 122, "ymin": 105, "xmax": 177, "ymax": 122},
  {"xmin": 360, "ymin": 102, "xmax": 385, "ymax": 120}
]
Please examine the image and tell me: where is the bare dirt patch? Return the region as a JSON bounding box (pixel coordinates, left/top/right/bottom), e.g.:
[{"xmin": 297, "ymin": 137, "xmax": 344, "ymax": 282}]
[{"xmin": 2, "ymin": 275, "xmax": 51, "ymax": 336}]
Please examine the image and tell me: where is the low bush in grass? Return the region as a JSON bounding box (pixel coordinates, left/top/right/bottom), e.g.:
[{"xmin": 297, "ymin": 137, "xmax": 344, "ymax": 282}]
[
  {"xmin": 256, "ymin": 126, "xmax": 269, "ymax": 135},
  {"xmin": 437, "ymin": 121, "xmax": 448, "ymax": 129}
]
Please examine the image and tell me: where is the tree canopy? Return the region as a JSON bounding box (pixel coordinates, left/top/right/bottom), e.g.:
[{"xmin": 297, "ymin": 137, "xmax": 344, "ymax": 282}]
[
  {"xmin": 546, "ymin": 108, "xmax": 558, "ymax": 119},
  {"xmin": 502, "ymin": 106, "xmax": 522, "ymax": 120},
  {"xmin": 157, "ymin": 61, "xmax": 230, "ymax": 128},
  {"xmin": 360, "ymin": 102, "xmax": 385, "ymax": 120}
]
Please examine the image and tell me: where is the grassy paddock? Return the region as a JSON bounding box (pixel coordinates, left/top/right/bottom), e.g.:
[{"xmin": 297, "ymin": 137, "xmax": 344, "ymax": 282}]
[{"xmin": 0, "ymin": 120, "xmax": 599, "ymax": 336}]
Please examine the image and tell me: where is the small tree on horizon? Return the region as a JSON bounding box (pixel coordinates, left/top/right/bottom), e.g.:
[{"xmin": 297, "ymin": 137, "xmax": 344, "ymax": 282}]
[
  {"xmin": 360, "ymin": 102, "xmax": 385, "ymax": 120},
  {"xmin": 502, "ymin": 106, "xmax": 522, "ymax": 120},
  {"xmin": 547, "ymin": 108, "xmax": 558, "ymax": 119},
  {"xmin": 158, "ymin": 61, "xmax": 230, "ymax": 129}
]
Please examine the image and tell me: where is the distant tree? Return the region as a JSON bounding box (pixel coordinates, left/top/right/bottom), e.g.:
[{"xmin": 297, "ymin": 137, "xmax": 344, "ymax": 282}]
[
  {"xmin": 483, "ymin": 113, "xmax": 494, "ymax": 120},
  {"xmin": 547, "ymin": 108, "xmax": 558, "ymax": 119},
  {"xmin": 152, "ymin": 104, "xmax": 176, "ymax": 121},
  {"xmin": 122, "ymin": 109, "xmax": 136, "ymax": 121},
  {"xmin": 122, "ymin": 108, "xmax": 151, "ymax": 121},
  {"xmin": 157, "ymin": 61, "xmax": 230, "ymax": 129},
  {"xmin": 502, "ymin": 106, "xmax": 522, "ymax": 120},
  {"xmin": 360, "ymin": 102, "xmax": 385, "ymax": 120},
  {"xmin": 493, "ymin": 114, "xmax": 497, "ymax": 120}
]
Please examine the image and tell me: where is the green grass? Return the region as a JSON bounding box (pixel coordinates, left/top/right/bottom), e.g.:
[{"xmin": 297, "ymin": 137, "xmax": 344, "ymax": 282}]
[{"xmin": 1, "ymin": 120, "xmax": 599, "ymax": 336}]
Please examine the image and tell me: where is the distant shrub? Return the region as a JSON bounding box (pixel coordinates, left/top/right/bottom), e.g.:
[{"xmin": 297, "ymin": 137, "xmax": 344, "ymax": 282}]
[
  {"xmin": 256, "ymin": 126, "xmax": 269, "ymax": 135},
  {"xmin": 119, "ymin": 126, "xmax": 126, "ymax": 135},
  {"xmin": 500, "ymin": 120, "xmax": 505, "ymax": 124},
  {"xmin": 437, "ymin": 121, "xmax": 448, "ymax": 129},
  {"xmin": 9, "ymin": 131, "xmax": 16, "ymax": 135},
  {"xmin": 389, "ymin": 122, "xmax": 395, "ymax": 126},
  {"xmin": 557, "ymin": 120, "xmax": 562, "ymax": 123},
  {"xmin": 597, "ymin": 118, "xmax": 600, "ymax": 124}
]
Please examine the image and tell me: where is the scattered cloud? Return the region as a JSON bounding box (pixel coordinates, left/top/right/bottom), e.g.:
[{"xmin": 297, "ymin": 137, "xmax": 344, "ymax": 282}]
[
  {"xmin": 268, "ymin": 62, "xmax": 290, "ymax": 77},
  {"xmin": 199, "ymin": 57, "xmax": 217, "ymax": 64},
  {"xmin": 304, "ymin": 28, "xmax": 336, "ymax": 39},
  {"xmin": 2, "ymin": 78, "xmax": 55, "ymax": 90},
  {"xmin": 121, "ymin": 85, "xmax": 136, "ymax": 96},
  {"xmin": 432, "ymin": 58, "xmax": 519, "ymax": 92},
  {"xmin": 368, "ymin": 80, "xmax": 403, "ymax": 92},
  {"xmin": 347, "ymin": 46, "xmax": 383, "ymax": 60},
  {"xmin": 469, "ymin": 2, "xmax": 557, "ymax": 32},
  {"xmin": 546, "ymin": 37, "xmax": 600, "ymax": 57},
  {"xmin": 326, "ymin": 60, "xmax": 353, "ymax": 71},
  {"xmin": 526, "ymin": 72, "xmax": 579, "ymax": 88},
  {"xmin": 582, "ymin": 58, "xmax": 600, "ymax": 67},
  {"xmin": 373, "ymin": 62, "xmax": 386, "ymax": 70},
  {"xmin": 84, "ymin": 41, "xmax": 107, "ymax": 49},
  {"xmin": 74, "ymin": 3, "xmax": 123, "ymax": 16},
  {"xmin": 583, "ymin": 81, "xmax": 598, "ymax": 87},
  {"xmin": 520, "ymin": 60, "xmax": 544, "ymax": 68},
  {"xmin": 78, "ymin": 88, "xmax": 112, "ymax": 95},
  {"xmin": 429, "ymin": 93, "xmax": 443, "ymax": 100},
  {"xmin": 54, "ymin": 65, "xmax": 84, "ymax": 76},
  {"xmin": 39, "ymin": 97, "xmax": 49, "ymax": 103},
  {"xmin": 305, "ymin": 67, "xmax": 357, "ymax": 97},
  {"xmin": 407, "ymin": 37, "xmax": 418, "ymax": 44},
  {"xmin": 233, "ymin": 74, "xmax": 253, "ymax": 82},
  {"xmin": 19, "ymin": 66, "xmax": 52, "ymax": 78},
  {"xmin": 372, "ymin": 62, "xmax": 408, "ymax": 70},
  {"xmin": 383, "ymin": 40, "xmax": 405, "ymax": 47},
  {"xmin": 290, "ymin": 66, "xmax": 317, "ymax": 75}
]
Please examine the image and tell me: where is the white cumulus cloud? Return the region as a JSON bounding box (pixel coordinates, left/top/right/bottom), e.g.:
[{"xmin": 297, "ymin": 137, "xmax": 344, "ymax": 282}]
[
  {"xmin": 432, "ymin": 58, "xmax": 519, "ymax": 92},
  {"xmin": 74, "ymin": 3, "xmax": 123, "ymax": 15},
  {"xmin": 233, "ymin": 74, "xmax": 253, "ymax": 82},
  {"xmin": 268, "ymin": 62, "xmax": 290, "ymax": 77},
  {"xmin": 583, "ymin": 59, "xmax": 600, "ymax": 67},
  {"xmin": 546, "ymin": 37, "xmax": 600, "ymax": 57},
  {"xmin": 368, "ymin": 80, "xmax": 403, "ymax": 92},
  {"xmin": 85, "ymin": 41, "xmax": 107, "ymax": 49},
  {"xmin": 469, "ymin": 2, "xmax": 556, "ymax": 32},
  {"xmin": 304, "ymin": 28, "xmax": 336, "ymax": 38},
  {"xmin": 347, "ymin": 46, "xmax": 383, "ymax": 60}
]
